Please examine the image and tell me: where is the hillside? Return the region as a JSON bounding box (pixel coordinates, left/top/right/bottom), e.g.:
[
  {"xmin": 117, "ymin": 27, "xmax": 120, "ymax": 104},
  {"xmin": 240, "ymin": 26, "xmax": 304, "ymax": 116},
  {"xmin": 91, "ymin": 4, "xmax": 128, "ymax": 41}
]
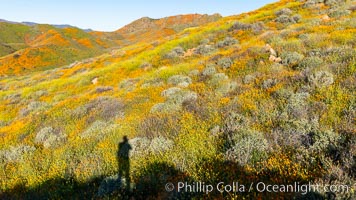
[
  {"xmin": 111, "ymin": 14, "xmax": 222, "ymax": 45},
  {"xmin": 0, "ymin": 24, "xmax": 114, "ymax": 75},
  {"xmin": 0, "ymin": 14, "xmax": 221, "ymax": 75},
  {"xmin": 0, "ymin": 0, "xmax": 355, "ymax": 199}
]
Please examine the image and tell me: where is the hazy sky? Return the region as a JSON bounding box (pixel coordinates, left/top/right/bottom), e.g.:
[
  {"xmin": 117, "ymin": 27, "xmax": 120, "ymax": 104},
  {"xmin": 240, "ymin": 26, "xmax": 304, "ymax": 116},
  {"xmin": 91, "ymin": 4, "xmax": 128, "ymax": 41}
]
[{"xmin": 1, "ymin": 0, "xmax": 277, "ymax": 31}]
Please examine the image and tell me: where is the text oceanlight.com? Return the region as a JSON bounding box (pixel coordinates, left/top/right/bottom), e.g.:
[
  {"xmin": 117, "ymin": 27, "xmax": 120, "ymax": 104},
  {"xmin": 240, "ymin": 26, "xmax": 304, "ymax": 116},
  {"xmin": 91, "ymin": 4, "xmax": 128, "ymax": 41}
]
[{"xmin": 164, "ymin": 181, "xmax": 351, "ymax": 195}]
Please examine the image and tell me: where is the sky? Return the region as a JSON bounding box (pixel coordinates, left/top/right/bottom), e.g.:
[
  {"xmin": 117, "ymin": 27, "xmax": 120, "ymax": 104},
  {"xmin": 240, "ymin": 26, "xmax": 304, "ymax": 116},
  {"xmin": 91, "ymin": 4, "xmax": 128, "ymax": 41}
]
[{"xmin": 1, "ymin": 0, "xmax": 277, "ymax": 32}]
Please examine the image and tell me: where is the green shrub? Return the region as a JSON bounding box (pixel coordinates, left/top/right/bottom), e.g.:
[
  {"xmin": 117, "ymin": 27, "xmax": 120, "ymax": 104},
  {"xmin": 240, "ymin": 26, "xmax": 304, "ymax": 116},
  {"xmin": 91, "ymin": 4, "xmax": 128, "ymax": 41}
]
[
  {"xmin": 4, "ymin": 93, "xmax": 21, "ymax": 104},
  {"xmin": 138, "ymin": 114, "xmax": 180, "ymax": 138},
  {"xmin": 166, "ymin": 90, "xmax": 198, "ymax": 105},
  {"xmin": 217, "ymin": 57, "xmax": 233, "ymax": 69},
  {"xmin": 129, "ymin": 136, "xmax": 174, "ymax": 156},
  {"xmin": 303, "ymin": 0, "xmax": 324, "ymax": 8},
  {"xmin": 0, "ymin": 145, "xmax": 35, "ymax": 163},
  {"xmin": 297, "ymin": 56, "xmax": 324, "ymax": 70},
  {"xmin": 222, "ymin": 112, "xmax": 249, "ymax": 134},
  {"xmin": 193, "ymin": 44, "xmax": 215, "ymax": 55},
  {"xmin": 208, "ymin": 73, "xmax": 229, "ymax": 87},
  {"xmin": 167, "ymin": 75, "xmax": 192, "ymax": 87},
  {"xmin": 95, "ymin": 86, "xmax": 113, "ymax": 93},
  {"xmin": 225, "ymin": 129, "xmax": 268, "ymax": 166},
  {"xmin": 229, "ymin": 21, "xmax": 264, "ymax": 34},
  {"xmin": 275, "ymin": 8, "xmax": 293, "ymax": 16},
  {"xmin": 275, "ymin": 15, "xmax": 299, "ymax": 24},
  {"xmin": 243, "ymin": 74, "xmax": 256, "ymax": 84},
  {"xmin": 161, "ymin": 87, "xmax": 182, "ymax": 97},
  {"xmin": 73, "ymin": 96, "xmax": 124, "ymax": 121},
  {"xmin": 229, "ymin": 22, "xmax": 252, "ymax": 31},
  {"xmin": 201, "ymin": 64, "xmax": 216, "ymax": 77},
  {"xmin": 165, "ymin": 46, "xmax": 185, "ymax": 59},
  {"xmin": 34, "ymin": 127, "xmax": 67, "ymax": 149},
  {"xmin": 19, "ymin": 101, "xmax": 49, "ymax": 117},
  {"xmin": 216, "ymin": 37, "xmax": 238, "ymax": 48},
  {"xmin": 188, "ymin": 69, "xmax": 199, "ymax": 77},
  {"xmin": 308, "ymin": 71, "xmax": 334, "ymax": 88},
  {"xmin": 216, "ymin": 81, "xmax": 237, "ymax": 95},
  {"xmin": 262, "ymin": 78, "xmax": 278, "ymax": 89},
  {"xmin": 141, "ymin": 78, "xmax": 164, "ymax": 88},
  {"xmin": 281, "ymin": 52, "xmax": 304, "ymax": 67},
  {"xmin": 30, "ymin": 90, "xmax": 48, "ymax": 99},
  {"xmin": 329, "ymin": 9, "xmax": 351, "ymax": 18},
  {"xmin": 150, "ymin": 102, "xmax": 180, "ymax": 113},
  {"xmin": 118, "ymin": 78, "xmax": 139, "ymax": 92},
  {"xmin": 80, "ymin": 120, "xmax": 119, "ymax": 139}
]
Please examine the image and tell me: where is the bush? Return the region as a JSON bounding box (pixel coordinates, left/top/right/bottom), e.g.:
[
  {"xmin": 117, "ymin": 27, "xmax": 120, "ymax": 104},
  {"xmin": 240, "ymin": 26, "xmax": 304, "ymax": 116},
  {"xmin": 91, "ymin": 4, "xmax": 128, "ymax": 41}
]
[
  {"xmin": 216, "ymin": 81, "xmax": 237, "ymax": 95},
  {"xmin": 30, "ymin": 90, "xmax": 48, "ymax": 99},
  {"xmin": 225, "ymin": 129, "xmax": 268, "ymax": 166},
  {"xmin": 201, "ymin": 64, "xmax": 216, "ymax": 77},
  {"xmin": 95, "ymin": 86, "xmax": 113, "ymax": 93},
  {"xmin": 150, "ymin": 102, "xmax": 180, "ymax": 113},
  {"xmin": 19, "ymin": 101, "xmax": 49, "ymax": 117},
  {"xmin": 4, "ymin": 93, "xmax": 21, "ymax": 104},
  {"xmin": 118, "ymin": 78, "xmax": 139, "ymax": 92},
  {"xmin": 80, "ymin": 120, "xmax": 119, "ymax": 139},
  {"xmin": 194, "ymin": 44, "xmax": 215, "ymax": 55},
  {"xmin": 152, "ymin": 87, "xmax": 198, "ymax": 113},
  {"xmin": 328, "ymin": 9, "xmax": 351, "ymax": 18},
  {"xmin": 97, "ymin": 174, "xmax": 126, "ymax": 197},
  {"xmin": 275, "ymin": 15, "xmax": 300, "ymax": 24},
  {"xmin": 281, "ymin": 52, "xmax": 304, "ymax": 67},
  {"xmin": 325, "ymin": 0, "xmax": 345, "ymax": 7},
  {"xmin": 165, "ymin": 47, "xmax": 185, "ymax": 59},
  {"xmin": 208, "ymin": 73, "xmax": 229, "ymax": 87},
  {"xmin": 165, "ymin": 90, "xmax": 198, "ymax": 105},
  {"xmin": 141, "ymin": 78, "xmax": 164, "ymax": 88},
  {"xmin": 129, "ymin": 137, "xmax": 151, "ymax": 157},
  {"xmin": 73, "ymin": 96, "xmax": 125, "ymax": 121},
  {"xmin": 285, "ymin": 92, "xmax": 310, "ymax": 120},
  {"xmin": 292, "ymin": 14, "xmax": 302, "ymax": 23},
  {"xmin": 297, "ymin": 56, "xmax": 324, "ymax": 70},
  {"xmin": 172, "ymin": 47, "xmax": 185, "ymax": 56},
  {"xmin": 222, "ymin": 112, "xmax": 249, "ymax": 134},
  {"xmin": 303, "ymin": 0, "xmax": 324, "ymax": 8},
  {"xmin": 229, "ymin": 22, "xmax": 264, "ymax": 33},
  {"xmin": 250, "ymin": 22, "xmax": 265, "ymax": 34},
  {"xmin": 308, "ymin": 71, "xmax": 334, "ymax": 88},
  {"xmin": 167, "ymin": 75, "xmax": 192, "ymax": 87},
  {"xmin": 216, "ymin": 37, "xmax": 238, "ymax": 48},
  {"xmin": 217, "ymin": 57, "xmax": 233, "ymax": 69},
  {"xmin": 262, "ymin": 78, "xmax": 278, "ymax": 89},
  {"xmin": 275, "ymin": 8, "xmax": 293, "ymax": 16},
  {"xmin": 188, "ymin": 69, "xmax": 199, "ymax": 77},
  {"xmin": 229, "ymin": 22, "xmax": 252, "ymax": 31},
  {"xmin": 161, "ymin": 87, "xmax": 182, "ymax": 97},
  {"xmin": 34, "ymin": 127, "xmax": 67, "ymax": 149},
  {"xmin": 149, "ymin": 136, "xmax": 174, "ymax": 154},
  {"xmin": 243, "ymin": 74, "xmax": 256, "ymax": 84},
  {"xmin": 138, "ymin": 114, "xmax": 180, "ymax": 138},
  {"xmin": 0, "ymin": 145, "xmax": 36, "ymax": 163}
]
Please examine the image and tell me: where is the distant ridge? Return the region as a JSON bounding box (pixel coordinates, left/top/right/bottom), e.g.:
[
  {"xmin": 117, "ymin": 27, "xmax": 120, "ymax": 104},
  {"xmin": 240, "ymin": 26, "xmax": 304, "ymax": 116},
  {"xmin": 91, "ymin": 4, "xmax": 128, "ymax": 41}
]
[{"xmin": 0, "ymin": 19, "xmax": 93, "ymax": 32}]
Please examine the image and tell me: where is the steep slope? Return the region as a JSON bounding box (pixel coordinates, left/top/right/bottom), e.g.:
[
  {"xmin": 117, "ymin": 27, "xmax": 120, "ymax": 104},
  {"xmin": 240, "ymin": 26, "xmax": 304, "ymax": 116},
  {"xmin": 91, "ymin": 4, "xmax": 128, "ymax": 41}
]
[
  {"xmin": 0, "ymin": 0, "xmax": 355, "ymax": 199},
  {"xmin": 0, "ymin": 23, "xmax": 116, "ymax": 75},
  {"xmin": 111, "ymin": 14, "xmax": 222, "ymax": 44},
  {"xmin": 0, "ymin": 14, "xmax": 221, "ymax": 76}
]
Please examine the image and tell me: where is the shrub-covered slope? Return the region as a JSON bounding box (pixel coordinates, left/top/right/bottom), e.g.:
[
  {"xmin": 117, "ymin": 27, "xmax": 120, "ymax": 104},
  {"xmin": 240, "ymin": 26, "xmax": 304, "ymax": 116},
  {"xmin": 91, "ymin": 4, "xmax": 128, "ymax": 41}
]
[
  {"xmin": 0, "ymin": 0, "xmax": 355, "ymax": 199},
  {"xmin": 0, "ymin": 14, "xmax": 221, "ymax": 76}
]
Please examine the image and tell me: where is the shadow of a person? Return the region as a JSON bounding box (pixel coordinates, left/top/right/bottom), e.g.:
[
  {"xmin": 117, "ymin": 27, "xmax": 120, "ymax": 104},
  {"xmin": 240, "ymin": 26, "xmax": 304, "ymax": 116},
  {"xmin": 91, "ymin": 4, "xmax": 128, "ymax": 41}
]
[{"xmin": 117, "ymin": 136, "xmax": 132, "ymax": 191}]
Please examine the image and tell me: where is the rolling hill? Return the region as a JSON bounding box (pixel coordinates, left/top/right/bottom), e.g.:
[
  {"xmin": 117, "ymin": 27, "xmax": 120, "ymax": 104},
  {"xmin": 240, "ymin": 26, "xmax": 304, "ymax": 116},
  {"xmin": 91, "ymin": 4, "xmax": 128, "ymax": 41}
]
[
  {"xmin": 0, "ymin": 0, "xmax": 355, "ymax": 199},
  {"xmin": 0, "ymin": 14, "xmax": 221, "ymax": 75}
]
